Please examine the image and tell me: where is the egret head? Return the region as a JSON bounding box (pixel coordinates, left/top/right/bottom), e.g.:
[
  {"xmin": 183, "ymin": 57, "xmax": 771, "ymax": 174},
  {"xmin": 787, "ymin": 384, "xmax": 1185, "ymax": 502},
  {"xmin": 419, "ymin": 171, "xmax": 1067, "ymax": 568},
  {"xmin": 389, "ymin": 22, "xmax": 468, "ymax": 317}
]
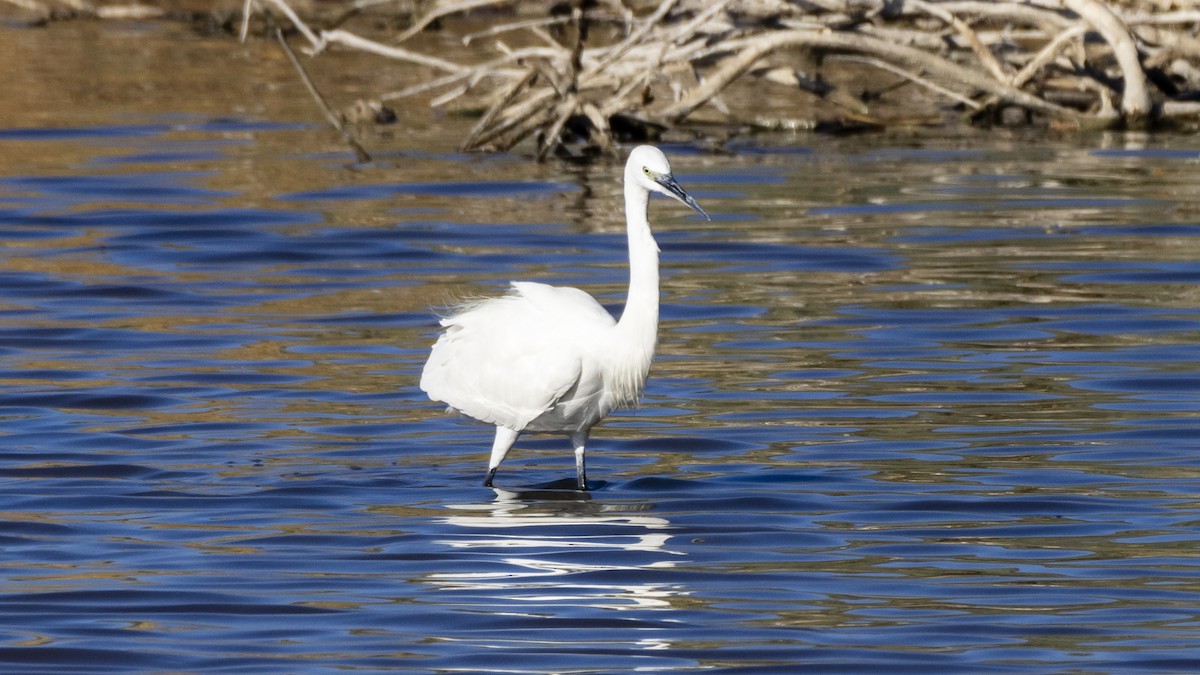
[{"xmin": 627, "ymin": 145, "xmax": 709, "ymax": 220}]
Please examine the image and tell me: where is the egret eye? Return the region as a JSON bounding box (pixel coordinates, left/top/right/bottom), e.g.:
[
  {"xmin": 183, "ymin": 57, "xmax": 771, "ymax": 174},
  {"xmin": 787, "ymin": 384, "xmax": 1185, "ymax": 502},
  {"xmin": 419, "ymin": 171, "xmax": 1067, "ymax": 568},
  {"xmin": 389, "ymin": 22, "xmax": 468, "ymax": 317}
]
[{"xmin": 643, "ymin": 167, "xmax": 652, "ymax": 176}]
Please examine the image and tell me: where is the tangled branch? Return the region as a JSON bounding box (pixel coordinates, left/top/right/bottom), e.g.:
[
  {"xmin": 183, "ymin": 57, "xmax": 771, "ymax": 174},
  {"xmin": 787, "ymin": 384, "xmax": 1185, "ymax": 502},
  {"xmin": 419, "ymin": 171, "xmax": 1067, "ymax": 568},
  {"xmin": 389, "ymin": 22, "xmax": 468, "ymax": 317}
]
[{"xmin": 242, "ymin": 0, "xmax": 1200, "ymax": 156}]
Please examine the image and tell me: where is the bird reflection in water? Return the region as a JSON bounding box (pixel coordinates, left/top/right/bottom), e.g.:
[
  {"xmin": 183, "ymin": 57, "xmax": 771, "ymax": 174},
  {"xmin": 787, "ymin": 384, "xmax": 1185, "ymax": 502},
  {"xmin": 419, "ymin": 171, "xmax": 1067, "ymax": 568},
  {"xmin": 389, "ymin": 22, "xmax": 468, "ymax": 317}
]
[{"xmin": 428, "ymin": 489, "xmax": 686, "ymax": 613}]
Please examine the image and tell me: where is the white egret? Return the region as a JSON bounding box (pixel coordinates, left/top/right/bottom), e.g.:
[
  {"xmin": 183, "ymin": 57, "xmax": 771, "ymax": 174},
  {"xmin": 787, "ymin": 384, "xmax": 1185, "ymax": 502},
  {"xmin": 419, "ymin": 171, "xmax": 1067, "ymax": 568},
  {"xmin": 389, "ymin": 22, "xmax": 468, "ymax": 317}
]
[{"xmin": 420, "ymin": 145, "xmax": 708, "ymax": 490}]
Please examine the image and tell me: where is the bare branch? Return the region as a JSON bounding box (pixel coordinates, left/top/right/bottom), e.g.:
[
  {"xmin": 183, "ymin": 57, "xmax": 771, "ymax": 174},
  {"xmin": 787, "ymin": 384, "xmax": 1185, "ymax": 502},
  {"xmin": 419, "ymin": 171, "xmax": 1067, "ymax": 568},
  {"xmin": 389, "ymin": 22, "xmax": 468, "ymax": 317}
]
[
  {"xmin": 393, "ymin": 0, "xmax": 512, "ymax": 44},
  {"xmin": 658, "ymin": 29, "xmax": 1088, "ymax": 126},
  {"xmin": 1012, "ymin": 24, "xmax": 1087, "ymax": 89},
  {"xmin": 275, "ymin": 27, "xmax": 372, "ymax": 163},
  {"xmin": 234, "ymin": 0, "xmax": 1200, "ymax": 155},
  {"xmin": 259, "ymin": 0, "xmax": 320, "ymax": 47},
  {"xmin": 1058, "ymin": 0, "xmax": 1150, "ymax": 126},
  {"xmin": 317, "ymin": 29, "xmax": 467, "ymax": 72},
  {"xmin": 908, "ymin": 0, "xmax": 1009, "ymax": 83},
  {"xmin": 833, "ymin": 55, "xmax": 984, "ymax": 110}
]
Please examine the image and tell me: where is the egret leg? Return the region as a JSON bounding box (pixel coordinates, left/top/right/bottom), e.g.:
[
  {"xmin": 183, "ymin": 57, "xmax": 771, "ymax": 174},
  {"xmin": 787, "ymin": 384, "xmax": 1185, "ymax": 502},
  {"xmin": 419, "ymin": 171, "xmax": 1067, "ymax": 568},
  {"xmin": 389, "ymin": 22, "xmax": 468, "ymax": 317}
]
[
  {"xmin": 570, "ymin": 431, "xmax": 589, "ymax": 491},
  {"xmin": 484, "ymin": 426, "xmax": 519, "ymax": 487}
]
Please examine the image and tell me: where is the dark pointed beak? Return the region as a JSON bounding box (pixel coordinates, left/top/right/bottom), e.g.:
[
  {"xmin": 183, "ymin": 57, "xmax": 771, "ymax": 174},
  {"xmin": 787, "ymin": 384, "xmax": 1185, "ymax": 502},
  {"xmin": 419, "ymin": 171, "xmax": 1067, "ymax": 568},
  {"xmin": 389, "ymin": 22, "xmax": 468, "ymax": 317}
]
[{"xmin": 656, "ymin": 174, "xmax": 709, "ymax": 221}]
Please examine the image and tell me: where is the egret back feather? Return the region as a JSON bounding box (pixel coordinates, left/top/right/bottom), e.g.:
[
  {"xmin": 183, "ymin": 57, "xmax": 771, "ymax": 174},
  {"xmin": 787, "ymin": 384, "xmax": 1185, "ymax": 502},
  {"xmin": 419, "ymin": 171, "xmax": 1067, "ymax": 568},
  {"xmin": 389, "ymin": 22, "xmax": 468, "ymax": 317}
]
[{"xmin": 420, "ymin": 282, "xmax": 615, "ymax": 432}]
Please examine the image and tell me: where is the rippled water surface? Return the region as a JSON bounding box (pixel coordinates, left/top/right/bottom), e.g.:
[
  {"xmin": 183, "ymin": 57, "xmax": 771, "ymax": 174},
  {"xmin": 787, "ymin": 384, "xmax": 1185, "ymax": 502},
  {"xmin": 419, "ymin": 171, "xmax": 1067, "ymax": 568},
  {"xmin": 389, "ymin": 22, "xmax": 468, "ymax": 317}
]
[{"xmin": 3, "ymin": 23, "xmax": 1200, "ymax": 675}]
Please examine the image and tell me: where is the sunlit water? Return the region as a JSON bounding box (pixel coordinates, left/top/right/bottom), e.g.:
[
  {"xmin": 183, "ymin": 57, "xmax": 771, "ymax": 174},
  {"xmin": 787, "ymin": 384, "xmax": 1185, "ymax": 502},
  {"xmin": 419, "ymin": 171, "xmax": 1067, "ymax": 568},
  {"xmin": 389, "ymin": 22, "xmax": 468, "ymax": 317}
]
[{"xmin": 3, "ymin": 27, "xmax": 1200, "ymax": 675}]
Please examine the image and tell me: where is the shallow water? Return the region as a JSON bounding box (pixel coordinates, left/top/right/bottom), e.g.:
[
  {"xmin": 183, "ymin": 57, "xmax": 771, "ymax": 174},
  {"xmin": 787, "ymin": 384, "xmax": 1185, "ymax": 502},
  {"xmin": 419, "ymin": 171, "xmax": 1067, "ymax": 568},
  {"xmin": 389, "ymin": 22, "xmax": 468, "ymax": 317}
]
[{"xmin": 3, "ymin": 20, "xmax": 1200, "ymax": 675}]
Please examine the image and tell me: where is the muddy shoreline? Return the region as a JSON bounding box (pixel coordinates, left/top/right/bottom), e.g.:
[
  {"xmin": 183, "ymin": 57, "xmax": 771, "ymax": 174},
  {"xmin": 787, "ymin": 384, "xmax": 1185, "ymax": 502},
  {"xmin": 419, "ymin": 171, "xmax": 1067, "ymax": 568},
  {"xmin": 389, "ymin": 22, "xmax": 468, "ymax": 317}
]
[{"xmin": 5, "ymin": 1, "xmax": 1200, "ymax": 160}]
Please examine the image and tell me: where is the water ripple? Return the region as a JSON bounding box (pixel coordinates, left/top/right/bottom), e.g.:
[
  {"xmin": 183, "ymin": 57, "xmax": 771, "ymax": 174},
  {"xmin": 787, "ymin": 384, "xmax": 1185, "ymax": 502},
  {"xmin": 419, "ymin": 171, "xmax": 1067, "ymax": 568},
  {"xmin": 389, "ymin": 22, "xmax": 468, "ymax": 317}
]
[{"xmin": 0, "ymin": 115, "xmax": 1199, "ymax": 673}]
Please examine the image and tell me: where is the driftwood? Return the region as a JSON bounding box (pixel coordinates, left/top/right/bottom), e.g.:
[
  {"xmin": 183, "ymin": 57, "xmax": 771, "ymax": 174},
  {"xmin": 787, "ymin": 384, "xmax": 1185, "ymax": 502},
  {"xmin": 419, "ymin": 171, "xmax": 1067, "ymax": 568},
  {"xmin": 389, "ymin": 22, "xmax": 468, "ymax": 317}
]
[
  {"xmin": 235, "ymin": 0, "xmax": 1200, "ymax": 156},
  {"xmin": 10, "ymin": 0, "xmax": 1200, "ymax": 155},
  {"xmin": 0, "ymin": 0, "xmax": 165, "ymax": 21}
]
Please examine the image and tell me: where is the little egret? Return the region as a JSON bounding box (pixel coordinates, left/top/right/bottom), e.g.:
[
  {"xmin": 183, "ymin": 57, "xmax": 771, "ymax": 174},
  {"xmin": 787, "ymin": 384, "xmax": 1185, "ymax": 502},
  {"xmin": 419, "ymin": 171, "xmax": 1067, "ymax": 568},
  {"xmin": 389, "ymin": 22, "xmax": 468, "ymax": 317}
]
[{"xmin": 420, "ymin": 145, "xmax": 708, "ymax": 490}]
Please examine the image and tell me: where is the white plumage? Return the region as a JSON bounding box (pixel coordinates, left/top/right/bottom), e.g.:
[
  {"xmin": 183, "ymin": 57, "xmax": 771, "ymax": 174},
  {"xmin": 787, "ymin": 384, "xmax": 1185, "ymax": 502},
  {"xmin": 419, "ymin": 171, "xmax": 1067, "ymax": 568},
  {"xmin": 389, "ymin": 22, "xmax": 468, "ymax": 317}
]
[{"xmin": 420, "ymin": 145, "xmax": 708, "ymax": 490}]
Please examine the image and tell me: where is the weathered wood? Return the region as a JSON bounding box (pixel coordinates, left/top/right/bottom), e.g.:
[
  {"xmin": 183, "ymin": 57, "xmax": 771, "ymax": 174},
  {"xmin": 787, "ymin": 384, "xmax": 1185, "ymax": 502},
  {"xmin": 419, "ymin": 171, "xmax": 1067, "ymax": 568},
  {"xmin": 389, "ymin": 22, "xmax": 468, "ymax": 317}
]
[
  {"xmin": 1059, "ymin": 0, "xmax": 1151, "ymax": 127},
  {"xmin": 213, "ymin": 0, "xmax": 1200, "ymax": 154}
]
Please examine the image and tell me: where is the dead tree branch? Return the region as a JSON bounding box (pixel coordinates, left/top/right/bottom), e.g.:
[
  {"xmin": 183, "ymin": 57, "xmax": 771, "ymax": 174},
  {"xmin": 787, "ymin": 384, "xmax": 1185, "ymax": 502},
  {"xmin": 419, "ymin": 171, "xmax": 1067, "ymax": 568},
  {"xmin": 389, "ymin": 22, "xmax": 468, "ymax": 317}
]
[{"xmin": 237, "ymin": 0, "xmax": 1200, "ymax": 156}]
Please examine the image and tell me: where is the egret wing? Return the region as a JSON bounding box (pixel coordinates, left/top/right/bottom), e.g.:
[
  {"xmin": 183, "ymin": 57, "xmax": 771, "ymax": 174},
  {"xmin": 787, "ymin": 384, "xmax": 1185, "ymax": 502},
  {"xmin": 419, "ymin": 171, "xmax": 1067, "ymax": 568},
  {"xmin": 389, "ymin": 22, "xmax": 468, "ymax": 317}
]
[{"xmin": 420, "ymin": 283, "xmax": 611, "ymax": 430}]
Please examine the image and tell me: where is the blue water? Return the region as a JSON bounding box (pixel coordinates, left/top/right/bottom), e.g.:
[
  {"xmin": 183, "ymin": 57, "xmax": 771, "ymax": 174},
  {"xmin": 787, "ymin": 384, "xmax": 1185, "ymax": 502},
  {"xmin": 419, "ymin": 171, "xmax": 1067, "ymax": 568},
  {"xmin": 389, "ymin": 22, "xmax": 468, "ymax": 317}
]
[{"xmin": 2, "ymin": 110, "xmax": 1200, "ymax": 673}]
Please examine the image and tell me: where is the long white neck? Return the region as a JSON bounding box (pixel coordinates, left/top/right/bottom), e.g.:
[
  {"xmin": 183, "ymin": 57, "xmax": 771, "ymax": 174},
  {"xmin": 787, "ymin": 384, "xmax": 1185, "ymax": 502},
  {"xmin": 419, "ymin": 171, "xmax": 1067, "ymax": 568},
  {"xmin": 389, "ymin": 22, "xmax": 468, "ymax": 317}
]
[{"xmin": 616, "ymin": 181, "xmax": 659, "ymax": 362}]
